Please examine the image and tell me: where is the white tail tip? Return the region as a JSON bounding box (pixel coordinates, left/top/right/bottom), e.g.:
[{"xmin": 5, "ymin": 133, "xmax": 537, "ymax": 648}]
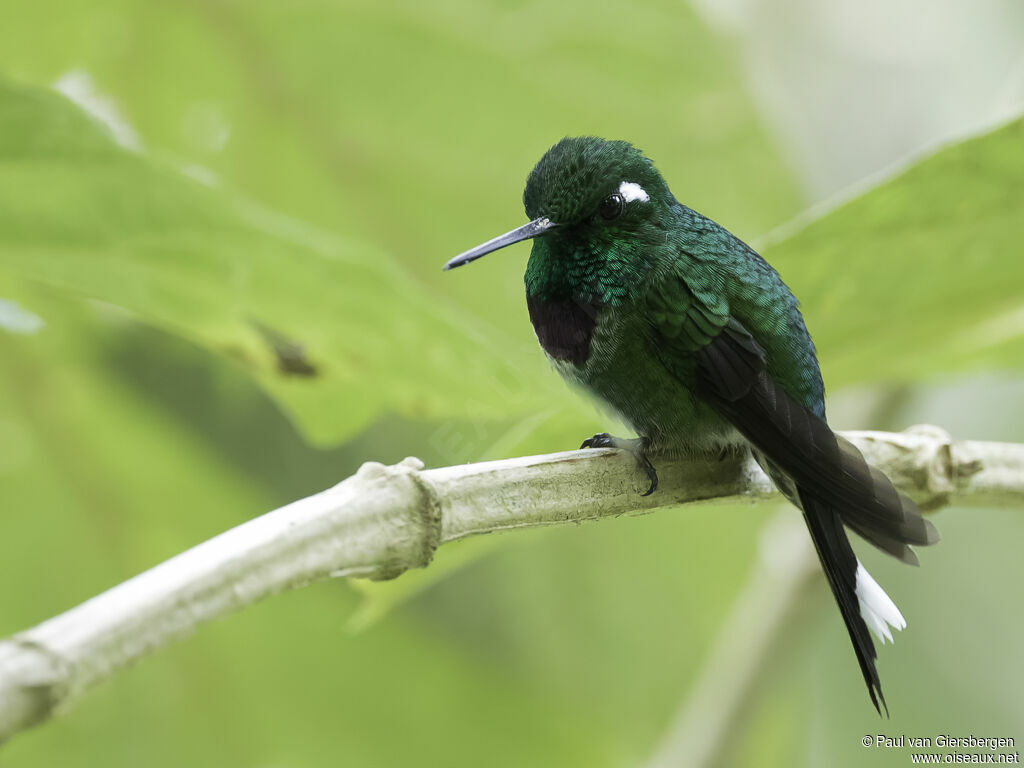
[{"xmin": 855, "ymin": 561, "xmax": 906, "ymax": 645}]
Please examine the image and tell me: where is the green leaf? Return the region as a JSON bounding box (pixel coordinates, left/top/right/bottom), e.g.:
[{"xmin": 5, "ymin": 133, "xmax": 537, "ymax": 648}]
[
  {"xmin": 2, "ymin": 4, "xmax": 1020, "ymax": 766},
  {"xmin": 765, "ymin": 118, "xmax": 1024, "ymax": 389},
  {"xmin": 0, "ymin": 281, "xmax": 614, "ymax": 768},
  {"xmin": 0, "ymin": 78, "xmax": 564, "ymax": 445},
  {"xmin": 4, "ymin": 75, "xmax": 1022, "ymax": 455},
  {"xmin": 0, "ymin": 0, "xmax": 805, "ymax": 341}
]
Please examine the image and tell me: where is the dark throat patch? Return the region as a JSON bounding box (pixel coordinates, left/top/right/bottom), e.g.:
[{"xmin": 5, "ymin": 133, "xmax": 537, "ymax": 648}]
[{"xmin": 526, "ymin": 295, "xmax": 599, "ymax": 366}]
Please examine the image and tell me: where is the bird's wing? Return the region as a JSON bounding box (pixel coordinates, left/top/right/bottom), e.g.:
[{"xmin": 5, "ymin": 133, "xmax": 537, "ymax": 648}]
[
  {"xmin": 644, "ymin": 273, "xmax": 936, "ymax": 556},
  {"xmin": 644, "ymin": 272, "xmax": 938, "ymax": 713},
  {"xmin": 644, "ymin": 271, "xmax": 730, "ymax": 356}
]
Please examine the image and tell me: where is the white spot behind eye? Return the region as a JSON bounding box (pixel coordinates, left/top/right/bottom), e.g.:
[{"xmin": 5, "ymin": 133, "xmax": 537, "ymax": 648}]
[{"xmin": 618, "ymin": 181, "xmax": 650, "ymax": 203}]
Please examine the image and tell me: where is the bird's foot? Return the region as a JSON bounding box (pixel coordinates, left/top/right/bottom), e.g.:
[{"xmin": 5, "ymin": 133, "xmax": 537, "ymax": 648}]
[{"xmin": 579, "ymin": 433, "xmax": 659, "ymax": 496}]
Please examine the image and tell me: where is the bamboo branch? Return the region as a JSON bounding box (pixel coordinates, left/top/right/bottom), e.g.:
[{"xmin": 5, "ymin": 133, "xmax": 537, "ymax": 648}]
[{"xmin": 0, "ymin": 425, "xmax": 1020, "ymax": 744}]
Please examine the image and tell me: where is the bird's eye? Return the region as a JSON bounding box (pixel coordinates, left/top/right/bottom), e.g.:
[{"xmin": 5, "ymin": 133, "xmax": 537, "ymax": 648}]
[{"xmin": 598, "ymin": 193, "xmax": 625, "ymax": 221}]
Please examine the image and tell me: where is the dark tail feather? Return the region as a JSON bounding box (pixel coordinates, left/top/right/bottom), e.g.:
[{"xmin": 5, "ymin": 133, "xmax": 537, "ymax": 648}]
[
  {"xmin": 831, "ymin": 436, "xmax": 940, "ymax": 564},
  {"xmin": 693, "ymin": 322, "xmax": 938, "ymax": 712},
  {"xmin": 696, "ymin": 322, "xmax": 940, "ymax": 563},
  {"xmin": 799, "ymin": 491, "xmax": 889, "ymax": 716}
]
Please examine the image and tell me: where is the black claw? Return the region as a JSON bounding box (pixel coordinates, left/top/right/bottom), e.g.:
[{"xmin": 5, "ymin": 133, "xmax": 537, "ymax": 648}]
[
  {"xmin": 580, "ymin": 432, "xmax": 613, "ymax": 450},
  {"xmin": 579, "ymin": 432, "xmax": 659, "ymax": 496},
  {"xmin": 638, "ymin": 453, "xmax": 659, "ymax": 496}
]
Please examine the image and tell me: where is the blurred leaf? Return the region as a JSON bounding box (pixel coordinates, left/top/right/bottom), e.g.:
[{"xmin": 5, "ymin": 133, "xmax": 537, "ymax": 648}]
[
  {"xmin": 0, "ymin": 0, "xmax": 805, "ymax": 341},
  {"xmin": 3, "ymin": 78, "xmax": 1023, "ymax": 457},
  {"xmin": 766, "ymin": 117, "xmax": 1024, "ymax": 389},
  {"xmin": 0, "ymin": 78, "xmax": 570, "ymax": 445},
  {"xmin": 1, "ymin": 4, "xmax": 1021, "ymax": 765},
  {"xmin": 0, "ymin": 281, "xmax": 614, "ymax": 768},
  {"xmin": 0, "ymin": 277, "xmax": 272, "ymax": 628}
]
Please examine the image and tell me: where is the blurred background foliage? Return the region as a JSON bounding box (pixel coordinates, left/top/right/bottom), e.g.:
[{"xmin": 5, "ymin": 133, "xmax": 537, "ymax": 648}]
[{"xmin": 0, "ymin": 0, "xmax": 1022, "ymax": 766}]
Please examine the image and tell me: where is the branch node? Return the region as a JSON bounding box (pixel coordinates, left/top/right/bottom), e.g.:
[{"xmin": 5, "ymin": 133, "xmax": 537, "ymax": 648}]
[
  {"xmin": 354, "ymin": 456, "xmax": 441, "ymax": 581},
  {"xmin": 904, "ymin": 424, "xmax": 955, "ymax": 509}
]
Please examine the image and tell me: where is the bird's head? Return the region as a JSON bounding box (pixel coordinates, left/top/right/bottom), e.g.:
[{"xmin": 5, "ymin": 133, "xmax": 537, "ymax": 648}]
[{"xmin": 443, "ymin": 137, "xmax": 673, "ymax": 276}]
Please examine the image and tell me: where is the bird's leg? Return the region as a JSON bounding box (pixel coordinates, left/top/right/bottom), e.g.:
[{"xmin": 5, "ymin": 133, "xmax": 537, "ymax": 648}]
[{"xmin": 579, "ymin": 433, "xmax": 659, "ymax": 496}]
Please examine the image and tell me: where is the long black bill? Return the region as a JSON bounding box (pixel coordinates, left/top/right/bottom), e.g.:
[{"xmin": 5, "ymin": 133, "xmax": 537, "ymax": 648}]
[{"xmin": 443, "ymin": 216, "xmax": 558, "ymax": 271}]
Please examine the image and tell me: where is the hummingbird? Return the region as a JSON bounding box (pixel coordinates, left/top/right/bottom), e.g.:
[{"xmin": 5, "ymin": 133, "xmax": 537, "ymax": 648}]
[{"xmin": 443, "ymin": 137, "xmax": 938, "ymax": 714}]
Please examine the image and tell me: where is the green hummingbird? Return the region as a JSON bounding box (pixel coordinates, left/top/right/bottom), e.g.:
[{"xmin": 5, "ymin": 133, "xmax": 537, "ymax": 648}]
[{"xmin": 443, "ymin": 136, "xmax": 938, "ymax": 714}]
